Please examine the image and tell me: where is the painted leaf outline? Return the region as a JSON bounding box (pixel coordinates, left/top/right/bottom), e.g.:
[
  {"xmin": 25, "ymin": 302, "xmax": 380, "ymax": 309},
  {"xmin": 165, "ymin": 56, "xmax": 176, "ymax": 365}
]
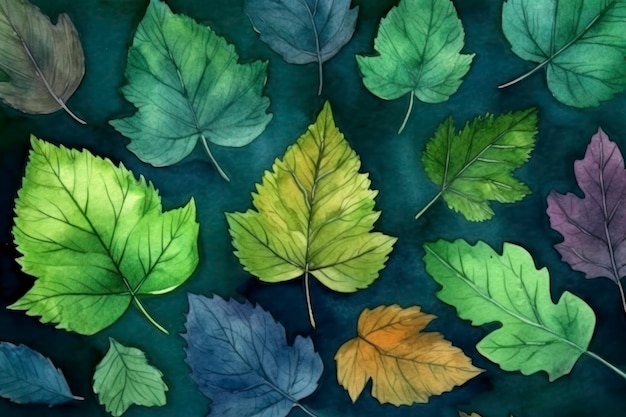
[
  {"xmin": 110, "ymin": 0, "xmax": 272, "ymax": 181},
  {"xmin": 183, "ymin": 294, "xmax": 323, "ymax": 417},
  {"xmin": 419, "ymin": 108, "xmax": 538, "ymax": 221},
  {"xmin": 547, "ymin": 128, "xmax": 626, "ymax": 313},
  {"xmin": 423, "ymin": 239, "xmax": 596, "ymax": 381},
  {"xmin": 93, "ymin": 338, "xmax": 168, "ymax": 417},
  {"xmin": 0, "ymin": 0, "xmax": 85, "ymax": 123},
  {"xmin": 244, "ymin": 0, "xmax": 358, "ymax": 94},
  {"xmin": 334, "ymin": 305, "xmax": 482, "ymax": 406},
  {"xmin": 357, "ymin": 0, "xmax": 474, "ymax": 132},
  {"xmin": 226, "ymin": 102, "xmax": 396, "ymax": 327},
  {"xmin": 10, "ymin": 137, "xmax": 199, "ymax": 335},
  {"xmin": 501, "ymin": 0, "xmax": 626, "ymax": 107},
  {"xmin": 0, "ymin": 342, "xmax": 82, "ymax": 405}
]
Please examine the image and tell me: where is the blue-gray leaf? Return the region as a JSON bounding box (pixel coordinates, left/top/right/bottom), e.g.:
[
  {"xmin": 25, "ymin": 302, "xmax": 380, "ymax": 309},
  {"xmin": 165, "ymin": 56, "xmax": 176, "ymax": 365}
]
[
  {"xmin": 244, "ymin": 0, "xmax": 358, "ymax": 94},
  {"xmin": 183, "ymin": 294, "xmax": 323, "ymax": 417},
  {"xmin": 0, "ymin": 342, "xmax": 82, "ymax": 405}
]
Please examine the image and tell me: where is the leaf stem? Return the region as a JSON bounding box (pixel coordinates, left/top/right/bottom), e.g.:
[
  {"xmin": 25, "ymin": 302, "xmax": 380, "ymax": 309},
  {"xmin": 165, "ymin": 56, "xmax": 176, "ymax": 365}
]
[
  {"xmin": 585, "ymin": 351, "xmax": 626, "ymax": 381},
  {"xmin": 398, "ymin": 93, "xmax": 415, "ymax": 134},
  {"xmin": 498, "ymin": 63, "xmax": 548, "ymax": 89},
  {"xmin": 200, "ymin": 134, "xmax": 230, "ymax": 182},
  {"xmin": 317, "ymin": 60, "xmax": 323, "ymax": 96},
  {"xmin": 415, "ymin": 190, "xmax": 444, "ymax": 221},
  {"xmin": 618, "ymin": 279, "xmax": 626, "ymax": 316},
  {"xmin": 304, "ymin": 267, "xmax": 316, "ymax": 329},
  {"xmin": 132, "ymin": 298, "xmax": 169, "ymax": 335},
  {"xmin": 295, "ymin": 403, "xmax": 321, "ymax": 417}
]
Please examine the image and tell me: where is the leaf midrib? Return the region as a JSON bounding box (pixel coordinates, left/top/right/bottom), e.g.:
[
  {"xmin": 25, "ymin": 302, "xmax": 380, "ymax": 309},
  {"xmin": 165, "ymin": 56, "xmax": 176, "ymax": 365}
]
[{"xmin": 424, "ymin": 245, "xmax": 586, "ymax": 353}]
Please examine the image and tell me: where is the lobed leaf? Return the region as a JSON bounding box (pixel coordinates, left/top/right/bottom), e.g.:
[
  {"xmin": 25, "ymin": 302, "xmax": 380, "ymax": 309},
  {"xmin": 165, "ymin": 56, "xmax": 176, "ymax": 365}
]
[{"xmin": 10, "ymin": 136, "xmax": 199, "ymax": 335}]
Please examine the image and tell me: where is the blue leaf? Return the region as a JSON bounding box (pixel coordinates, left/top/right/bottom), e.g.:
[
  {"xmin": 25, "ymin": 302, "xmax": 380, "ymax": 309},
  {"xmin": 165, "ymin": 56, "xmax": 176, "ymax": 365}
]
[
  {"xmin": 244, "ymin": 0, "xmax": 358, "ymax": 94},
  {"xmin": 0, "ymin": 342, "xmax": 82, "ymax": 405},
  {"xmin": 183, "ymin": 294, "xmax": 323, "ymax": 417}
]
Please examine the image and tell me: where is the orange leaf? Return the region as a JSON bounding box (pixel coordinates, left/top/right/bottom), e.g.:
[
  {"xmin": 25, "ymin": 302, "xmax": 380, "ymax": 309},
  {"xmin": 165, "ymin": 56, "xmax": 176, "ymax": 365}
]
[{"xmin": 334, "ymin": 305, "xmax": 483, "ymax": 406}]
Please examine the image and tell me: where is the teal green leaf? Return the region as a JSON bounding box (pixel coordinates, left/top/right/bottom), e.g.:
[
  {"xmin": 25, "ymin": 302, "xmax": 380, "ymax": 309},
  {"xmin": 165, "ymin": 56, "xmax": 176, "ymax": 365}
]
[
  {"xmin": 109, "ymin": 0, "xmax": 272, "ymax": 181},
  {"xmin": 423, "ymin": 239, "xmax": 596, "ymax": 381},
  {"xmin": 418, "ymin": 108, "xmax": 538, "ymax": 222},
  {"xmin": 356, "ymin": 0, "xmax": 474, "ymax": 133},
  {"xmin": 10, "ymin": 136, "xmax": 199, "ymax": 335},
  {"xmin": 501, "ymin": 0, "xmax": 626, "ymax": 108},
  {"xmin": 0, "ymin": 0, "xmax": 85, "ymax": 123},
  {"xmin": 93, "ymin": 338, "xmax": 167, "ymax": 417},
  {"xmin": 226, "ymin": 102, "xmax": 397, "ymax": 328}
]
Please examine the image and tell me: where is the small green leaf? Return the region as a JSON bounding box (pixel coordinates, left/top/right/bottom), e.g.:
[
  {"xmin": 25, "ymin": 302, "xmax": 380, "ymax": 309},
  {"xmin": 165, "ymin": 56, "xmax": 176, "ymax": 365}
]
[
  {"xmin": 10, "ymin": 136, "xmax": 199, "ymax": 335},
  {"xmin": 0, "ymin": 0, "xmax": 85, "ymax": 123},
  {"xmin": 93, "ymin": 338, "xmax": 167, "ymax": 417},
  {"xmin": 357, "ymin": 0, "xmax": 474, "ymax": 132},
  {"xmin": 418, "ymin": 108, "xmax": 538, "ymax": 222},
  {"xmin": 226, "ymin": 102, "xmax": 396, "ymax": 328},
  {"xmin": 110, "ymin": 0, "xmax": 272, "ymax": 181},
  {"xmin": 423, "ymin": 239, "xmax": 596, "ymax": 381},
  {"xmin": 500, "ymin": 0, "xmax": 626, "ymax": 107}
]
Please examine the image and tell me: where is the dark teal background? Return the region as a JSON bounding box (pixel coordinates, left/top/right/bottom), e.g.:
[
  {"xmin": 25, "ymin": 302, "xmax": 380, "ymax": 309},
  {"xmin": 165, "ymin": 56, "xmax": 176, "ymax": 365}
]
[{"xmin": 1, "ymin": 0, "xmax": 626, "ymax": 416}]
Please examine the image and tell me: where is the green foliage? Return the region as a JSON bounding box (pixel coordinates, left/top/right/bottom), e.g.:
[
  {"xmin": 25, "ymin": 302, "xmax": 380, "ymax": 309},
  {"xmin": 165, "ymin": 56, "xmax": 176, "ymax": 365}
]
[
  {"xmin": 501, "ymin": 0, "xmax": 626, "ymax": 107},
  {"xmin": 93, "ymin": 338, "xmax": 167, "ymax": 416},
  {"xmin": 357, "ymin": 0, "xmax": 474, "ymax": 132},
  {"xmin": 110, "ymin": 0, "xmax": 272, "ymax": 181},
  {"xmin": 419, "ymin": 108, "xmax": 538, "ymax": 221},
  {"xmin": 423, "ymin": 239, "xmax": 596, "ymax": 381},
  {"xmin": 10, "ymin": 137, "xmax": 199, "ymax": 335},
  {"xmin": 227, "ymin": 102, "xmax": 396, "ymax": 327}
]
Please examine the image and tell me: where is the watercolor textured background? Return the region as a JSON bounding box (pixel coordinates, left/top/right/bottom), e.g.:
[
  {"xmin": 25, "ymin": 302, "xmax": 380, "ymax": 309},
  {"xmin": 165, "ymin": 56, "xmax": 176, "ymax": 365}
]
[{"xmin": 1, "ymin": 0, "xmax": 626, "ymax": 416}]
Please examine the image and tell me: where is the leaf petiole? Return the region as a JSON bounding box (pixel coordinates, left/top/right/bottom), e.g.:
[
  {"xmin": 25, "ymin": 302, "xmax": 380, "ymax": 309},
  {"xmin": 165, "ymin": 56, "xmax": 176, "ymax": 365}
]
[
  {"xmin": 585, "ymin": 351, "xmax": 626, "ymax": 381},
  {"xmin": 304, "ymin": 267, "xmax": 317, "ymax": 329},
  {"xmin": 200, "ymin": 134, "xmax": 230, "ymax": 182},
  {"xmin": 132, "ymin": 297, "xmax": 169, "ymax": 335},
  {"xmin": 398, "ymin": 93, "xmax": 415, "ymax": 134},
  {"xmin": 415, "ymin": 190, "xmax": 444, "ymax": 221}
]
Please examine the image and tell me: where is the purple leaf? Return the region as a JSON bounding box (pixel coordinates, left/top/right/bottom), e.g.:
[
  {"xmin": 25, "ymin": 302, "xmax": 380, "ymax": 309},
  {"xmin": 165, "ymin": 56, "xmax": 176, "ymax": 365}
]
[{"xmin": 547, "ymin": 128, "xmax": 626, "ymax": 313}]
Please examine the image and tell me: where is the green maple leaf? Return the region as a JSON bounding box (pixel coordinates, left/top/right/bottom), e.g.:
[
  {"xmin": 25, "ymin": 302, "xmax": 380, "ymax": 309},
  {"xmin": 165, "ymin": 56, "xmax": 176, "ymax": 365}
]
[
  {"xmin": 10, "ymin": 137, "xmax": 199, "ymax": 335},
  {"xmin": 93, "ymin": 338, "xmax": 167, "ymax": 417},
  {"xmin": 110, "ymin": 0, "xmax": 272, "ymax": 181},
  {"xmin": 423, "ymin": 239, "xmax": 595, "ymax": 381},
  {"xmin": 418, "ymin": 108, "xmax": 538, "ymax": 222},
  {"xmin": 500, "ymin": 0, "xmax": 626, "ymax": 107},
  {"xmin": 226, "ymin": 102, "xmax": 397, "ymax": 328},
  {"xmin": 356, "ymin": 0, "xmax": 474, "ymax": 133}
]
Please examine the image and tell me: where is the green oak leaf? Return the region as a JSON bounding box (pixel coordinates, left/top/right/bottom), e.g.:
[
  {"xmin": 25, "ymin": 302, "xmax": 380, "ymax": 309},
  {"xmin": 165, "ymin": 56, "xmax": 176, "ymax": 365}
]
[
  {"xmin": 93, "ymin": 338, "xmax": 167, "ymax": 417},
  {"xmin": 109, "ymin": 0, "xmax": 272, "ymax": 181},
  {"xmin": 0, "ymin": 0, "xmax": 85, "ymax": 123},
  {"xmin": 10, "ymin": 136, "xmax": 199, "ymax": 335},
  {"xmin": 501, "ymin": 0, "xmax": 626, "ymax": 108},
  {"xmin": 423, "ymin": 239, "xmax": 596, "ymax": 381},
  {"xmin": 357, "ymin": 0, "xmax": 474, "ymax": 133},
  {"xmin": 418, "ymin": 108, "xmax": 538, "ymax": 222},
  {"xmin": 226, "ymin": 102, "xmax": 397, "ymax": 328}
]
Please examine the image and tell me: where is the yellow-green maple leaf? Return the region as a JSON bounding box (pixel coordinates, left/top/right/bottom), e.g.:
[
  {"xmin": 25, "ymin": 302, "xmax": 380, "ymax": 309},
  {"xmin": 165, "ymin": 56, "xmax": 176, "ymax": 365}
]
[{"xmin": 226, "ymin": 102, "xmax": 396, "ymax": 327}]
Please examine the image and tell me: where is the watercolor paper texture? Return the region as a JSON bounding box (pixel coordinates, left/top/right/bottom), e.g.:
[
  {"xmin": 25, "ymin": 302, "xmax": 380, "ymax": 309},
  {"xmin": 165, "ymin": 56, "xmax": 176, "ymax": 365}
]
[{"xmin": 1, "ymin": 0, "xmax": 626, "ymax": 417}]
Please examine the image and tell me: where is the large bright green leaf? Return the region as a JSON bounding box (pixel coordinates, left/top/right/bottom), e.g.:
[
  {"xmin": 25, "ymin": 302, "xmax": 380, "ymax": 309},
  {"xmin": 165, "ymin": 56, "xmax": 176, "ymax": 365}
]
[
  {"xmin": 423, "ymin": 239, "xmax": 596, "ymax": 381},
  {"xmin": 93, "ymin": 338, "xmax": 167, "ymax": 417},
  {"xmin": 501, "ymin": 0, "xmax": 626, "ymax": 108},
  {"xmin": 226, "ymin": 102, "xmax": 396, "ymax": 327},
  {"xmin": 418, "ymin": 108, "xmax": 538, "ymax": 222},
  {"xmin": 0, "ymin": 0, "xmax": 85, "ymax": 123},
  {"xmin": 356, "ymin": 0, "xmax": 474, "ymax": 133},
  {"xmin": 10, "ymin": 137, "xmax": 199, "ymax": 335},
  {"xmin": 109, "ymin": 0, "xmax": 272, "ymax": 181}
]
